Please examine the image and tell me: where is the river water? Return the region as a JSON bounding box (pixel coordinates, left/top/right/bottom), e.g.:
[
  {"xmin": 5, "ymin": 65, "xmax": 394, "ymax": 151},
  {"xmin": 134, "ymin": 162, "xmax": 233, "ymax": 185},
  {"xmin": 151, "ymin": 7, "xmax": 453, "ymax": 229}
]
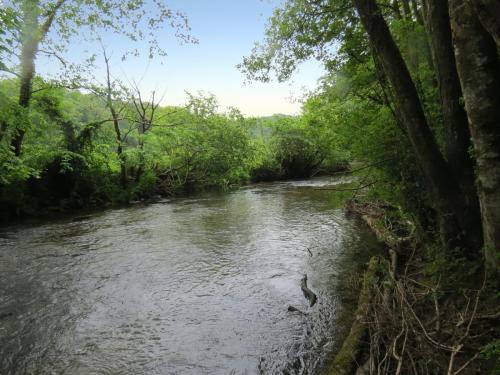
[{"xmin": 0, "ymin": 177, "xmax": 381, "ymax": 375}]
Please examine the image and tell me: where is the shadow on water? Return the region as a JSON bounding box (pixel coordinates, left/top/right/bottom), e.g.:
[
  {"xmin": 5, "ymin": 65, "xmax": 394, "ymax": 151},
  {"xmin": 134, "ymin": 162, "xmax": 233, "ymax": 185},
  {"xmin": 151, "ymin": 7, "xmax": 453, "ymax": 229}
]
[{"xmin": 0, "ymin": 176, "xmax": 382, "ymax": 375}]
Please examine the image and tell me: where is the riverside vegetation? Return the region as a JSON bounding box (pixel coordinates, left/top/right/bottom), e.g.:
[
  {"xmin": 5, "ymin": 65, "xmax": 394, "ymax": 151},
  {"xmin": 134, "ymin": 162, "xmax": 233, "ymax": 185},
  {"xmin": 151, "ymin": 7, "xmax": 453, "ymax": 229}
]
[
  {"xmin": 239, "ymin": 0, "xmax": 500, "ymax": 373},
  {"xmin": 0, "ymin": 0, "xmax": 347, "ymax": 220},
  {"xmin": 0, "ymin": 80, "xmax": 347, "ymax": 219},
  {"xmin": 1, "ymin": 0, "xmax": 499, "ymax": 374}
]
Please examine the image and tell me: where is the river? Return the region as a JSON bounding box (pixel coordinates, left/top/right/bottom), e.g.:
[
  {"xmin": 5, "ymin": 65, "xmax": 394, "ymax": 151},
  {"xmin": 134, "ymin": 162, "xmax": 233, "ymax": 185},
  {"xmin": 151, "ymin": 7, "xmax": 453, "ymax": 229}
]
[{"xmin": 0, "ymin": 177, "xmax": 381, "ymax": 375}]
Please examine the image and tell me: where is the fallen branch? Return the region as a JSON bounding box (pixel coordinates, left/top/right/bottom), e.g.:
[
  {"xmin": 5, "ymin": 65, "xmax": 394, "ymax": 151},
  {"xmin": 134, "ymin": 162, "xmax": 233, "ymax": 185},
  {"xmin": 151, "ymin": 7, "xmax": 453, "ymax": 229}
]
[
  {"xmin": 287, "ymin": 305, "xmax": 308, "ymax": 315},
  {"xmin": 301, "ymin": 274, "xmax": 318, "ymax": 307}
]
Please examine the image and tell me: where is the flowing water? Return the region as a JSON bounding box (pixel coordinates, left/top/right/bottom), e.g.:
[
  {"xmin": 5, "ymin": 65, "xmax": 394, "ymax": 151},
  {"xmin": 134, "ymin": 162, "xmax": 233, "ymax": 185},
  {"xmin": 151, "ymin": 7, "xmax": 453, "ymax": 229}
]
[{"xmin": 0, "ymin": 177, "xmax": 381, "ymax": 375}]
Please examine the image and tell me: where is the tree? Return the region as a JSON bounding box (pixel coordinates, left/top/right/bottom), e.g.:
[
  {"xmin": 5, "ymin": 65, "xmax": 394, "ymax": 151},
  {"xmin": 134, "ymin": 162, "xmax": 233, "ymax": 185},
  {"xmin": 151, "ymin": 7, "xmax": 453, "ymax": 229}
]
[
  {"xmin": 129, "ymin": 83, "xmax": 165, "ymax": 177},
  {"xmin": 352, "ymin": 0, "xmax": 483, "ymax": 253},
  {"xmin": 101, "ymin": 49, "xmax": 127, "ymax": 187},
  {"xmin": 449, "ymin": 0, "xmax": 500, "ymax": 273},
  {"xmin": 10, "ymin": 1, "xmax": 64, "ymax": 155},
  {"xmin": 471, "ymin": 0, "xmax": 500, "ymax": 52},
  {"xmin": 0, "ymin": 0, "xmax": 194, "ymax": 155},
  {"xmin": 240, "ymin": 0, "xmax": 483, "ymax": 254},
  {"xmin": 423, "ymin": 0, "xmax": 476, "ymax": 198}
]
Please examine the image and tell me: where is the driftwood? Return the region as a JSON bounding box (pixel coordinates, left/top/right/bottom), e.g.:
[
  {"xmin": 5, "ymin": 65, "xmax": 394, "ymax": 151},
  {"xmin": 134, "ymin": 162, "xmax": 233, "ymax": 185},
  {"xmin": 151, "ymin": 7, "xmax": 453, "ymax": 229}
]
[
  {"xmin": 287, "ymin": 305, "xmax": 307, "ymax": 315},
  {"xmin": 301, "ymin": 275, "xmax": 318, "ymax": 307}
]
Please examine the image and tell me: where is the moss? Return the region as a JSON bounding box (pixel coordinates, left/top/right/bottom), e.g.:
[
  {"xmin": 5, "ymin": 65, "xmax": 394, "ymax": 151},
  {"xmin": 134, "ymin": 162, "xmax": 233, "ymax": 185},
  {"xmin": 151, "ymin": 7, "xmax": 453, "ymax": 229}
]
[{"xmin": 328, "ymin": 256, "xmax": 380, "ymax": 375}]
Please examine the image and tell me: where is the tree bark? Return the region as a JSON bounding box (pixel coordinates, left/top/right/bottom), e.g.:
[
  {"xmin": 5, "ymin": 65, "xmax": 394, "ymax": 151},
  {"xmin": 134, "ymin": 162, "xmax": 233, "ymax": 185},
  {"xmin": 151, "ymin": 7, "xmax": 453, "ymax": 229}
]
[
  {"xmin": 111, "ymin": 107, "xmax": 127, "ymax": 187},
  {"xmin": 424, "ymin": 0, "xmax": 481, "ymax": 228},
  {"xmin": 352, "ymin": 0, "xmax": 481, "ymax": 253},
  {"xmin": 471, "ymin": 0, "xmax": 500, "ymax": 53},
  {"xmin": 449, "ymin": 0, "xmax": 500, "ymax": 273},
  {"xmin": 11, "ymin": 2, "xmax": 39, "ymax": 156},
  {"xmin": 11, "ymin": 0, "xmax": 66, "ymax": 155},
  {"xmin": 103, "ymin": 50, "xmax": 127, "ymax": 187}
]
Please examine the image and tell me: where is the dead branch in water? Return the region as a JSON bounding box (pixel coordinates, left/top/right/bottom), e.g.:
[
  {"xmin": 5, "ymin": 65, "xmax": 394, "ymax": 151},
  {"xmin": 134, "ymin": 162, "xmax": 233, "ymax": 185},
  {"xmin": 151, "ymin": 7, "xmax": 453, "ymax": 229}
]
[
  {"xmin": 301, "ymin": 275, "xmax": 317, "ymax": 307},
  {"xmin": 287, "ymin": 305, "xmax": 308, "ymax": 315}
]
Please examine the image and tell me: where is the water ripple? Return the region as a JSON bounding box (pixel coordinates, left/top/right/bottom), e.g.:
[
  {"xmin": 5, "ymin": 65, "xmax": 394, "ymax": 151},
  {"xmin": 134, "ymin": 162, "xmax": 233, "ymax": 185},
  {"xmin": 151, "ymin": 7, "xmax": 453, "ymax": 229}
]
[{"xmin": 0, "ymin": 177, "xmax": 381, "ymax": 375}]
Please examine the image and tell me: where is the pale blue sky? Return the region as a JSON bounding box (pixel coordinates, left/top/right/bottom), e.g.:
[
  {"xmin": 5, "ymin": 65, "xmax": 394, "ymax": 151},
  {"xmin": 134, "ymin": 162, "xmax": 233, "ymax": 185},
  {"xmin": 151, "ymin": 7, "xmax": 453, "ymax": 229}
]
[{"xmin": 38, "ymin": 0, "xmax": 325, "ymax": 116}]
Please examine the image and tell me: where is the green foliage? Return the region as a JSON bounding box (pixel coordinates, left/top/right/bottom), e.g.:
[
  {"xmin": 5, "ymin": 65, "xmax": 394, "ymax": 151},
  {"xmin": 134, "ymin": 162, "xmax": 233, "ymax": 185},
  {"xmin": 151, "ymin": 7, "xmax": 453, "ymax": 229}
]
[
  {"xmin": 0, "ymin": 0, "xmax": 461, "ymax": 229},
  {"xmin": 240, "ymin": 0, "xmax": 451, "ymax": 222},
  {"xmin": 481, "ymin": 339, "xmax": 500, "ymax": 366},
  {"xmin": 248, "ymin": 114, "xmax": 347, "ymax": 181},
  {"xmin": 0, "ymin": 0, "xmax": 196, "ymax": 84},
  {"xmin": 0, "ymin": 74, "xmax": 353, "ymax": 218},
  {"xmin": 142, "ymin": 93, "xmax": 254, "ymax": 191},
  {"xmin": 239, "ymin": 0, "xmax": 356, "ymax": 82}
]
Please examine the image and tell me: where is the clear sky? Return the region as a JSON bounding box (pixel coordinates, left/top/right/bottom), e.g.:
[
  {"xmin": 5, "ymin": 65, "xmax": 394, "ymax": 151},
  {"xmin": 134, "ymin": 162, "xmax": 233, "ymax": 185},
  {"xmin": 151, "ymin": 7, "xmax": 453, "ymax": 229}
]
[{"xmin": 38, "ymin": 0, "xmax": 325, "ymax": 116}]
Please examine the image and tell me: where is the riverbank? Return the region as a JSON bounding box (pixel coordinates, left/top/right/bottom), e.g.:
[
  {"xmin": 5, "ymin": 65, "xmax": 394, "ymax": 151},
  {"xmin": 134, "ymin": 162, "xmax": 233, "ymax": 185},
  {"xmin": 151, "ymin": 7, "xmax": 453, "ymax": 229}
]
[
  {"xmin": 0, "ymin": 165, "xmax": 349, "ymax": 224},
  {"xmin": 328, "ymin": 199, "xmax": 499, "ymax": 375}
]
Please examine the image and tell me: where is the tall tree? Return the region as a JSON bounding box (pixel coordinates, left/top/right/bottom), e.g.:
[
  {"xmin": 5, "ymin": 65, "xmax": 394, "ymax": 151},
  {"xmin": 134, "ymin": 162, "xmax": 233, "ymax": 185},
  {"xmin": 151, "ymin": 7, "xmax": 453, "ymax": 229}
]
[
  {"xmin": 449, "ymin": 0, "xmax": 500, "ymax": 273},
  {"xmin": 12, "ymin": 0, "xmax": 66, "ymax": 156},
  {"xmin": 240, "ymin": 0, "xmax": 486, "ymax": 253},
  {"xmin": 352, "ymin": 0, "xmax": 481, "ymax": 252},
  {"xmin": 0, "ymin": 0, "xmax": 194, "ymax": 155},
  {"xmin": 102, "ymin": 50, "xmax": 127, "ymax": 187},
  {"xmin": 130, "ymin": 85, "xmax": 162, "ymax": 175},
  {"xmin": 423, "ymin": 0, "xmax": 479, "ymax": 214}
]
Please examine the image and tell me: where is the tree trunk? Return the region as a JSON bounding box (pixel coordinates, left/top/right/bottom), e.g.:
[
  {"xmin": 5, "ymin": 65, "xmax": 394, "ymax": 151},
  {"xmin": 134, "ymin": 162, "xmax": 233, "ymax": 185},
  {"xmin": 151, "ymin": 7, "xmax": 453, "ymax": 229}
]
[
  {"xmin": 424, "ymin": 0, "xmax": 482, "ymax": 236},
  {"xmin": 352, "ymin": 0, "xmax": 481, "ymax": 253},
  {"xmin": 11, "ymin": 2, "xmax": 39, "ymax": 156},
  {"xmin": 11, "ymin": 0, "xmax": 65, "ymax": 156},
  {"xmin": 449, "ymin": 0, "xmax": 500, "ymax": 273},
  {"xmin": 103, "ymin": 50, "xmax": 127, "ymax": 187},
  {"xmin": 472, "ymin": 0, "xmax": 500, "ymax": 53},
  {"xmin": 111, "ymin": 108, "xmax": 127, "ymax": 187}
]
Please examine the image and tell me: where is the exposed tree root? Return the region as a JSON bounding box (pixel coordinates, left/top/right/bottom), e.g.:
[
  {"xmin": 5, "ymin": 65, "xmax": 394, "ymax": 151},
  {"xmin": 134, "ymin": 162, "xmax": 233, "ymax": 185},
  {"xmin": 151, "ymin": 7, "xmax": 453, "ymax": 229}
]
[{"xmin": 327, "ymin": 200, "xmax": 499, "ymax": 375}]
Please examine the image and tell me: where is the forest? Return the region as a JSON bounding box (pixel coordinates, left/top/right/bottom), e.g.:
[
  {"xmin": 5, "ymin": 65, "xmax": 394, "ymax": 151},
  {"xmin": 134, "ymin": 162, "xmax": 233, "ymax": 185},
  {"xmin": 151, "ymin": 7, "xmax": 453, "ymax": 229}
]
[{"xmin": 0, "ymin": 0, "xmax": 499, "ymax": 374}]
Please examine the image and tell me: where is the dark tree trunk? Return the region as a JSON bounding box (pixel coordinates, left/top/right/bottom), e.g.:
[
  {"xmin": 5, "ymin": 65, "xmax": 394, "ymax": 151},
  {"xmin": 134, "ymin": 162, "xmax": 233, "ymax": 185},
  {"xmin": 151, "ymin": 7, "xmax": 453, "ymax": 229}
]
[
  {"xmin": 450, "ymin": 0, "xmax": 500, "ymax": 273},
  {"xmin": 352, "ymin": 0, "xmax": 481, "ymax": 253},
  {"xmin": 372, "ymin": 49, "xmax": 406, "ymax": 134},
  {"xmin": 111, "ymin": 108, "xmax": 127, "ymax": 188},
  {"xmin": 424, "ymin": 0, "xmax": 481, "ymax": 225},
  {"xmin": 472, "ymin": 0, "xmax": 500, "ymax": 52}
]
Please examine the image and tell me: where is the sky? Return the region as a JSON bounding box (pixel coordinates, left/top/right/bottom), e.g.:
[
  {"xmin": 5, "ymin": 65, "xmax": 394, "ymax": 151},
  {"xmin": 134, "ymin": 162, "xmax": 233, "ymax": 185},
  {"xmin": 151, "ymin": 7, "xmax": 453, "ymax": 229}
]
[{"xmin": 37, "ymin": 0, "xmax": 326, "ymax": 116}]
